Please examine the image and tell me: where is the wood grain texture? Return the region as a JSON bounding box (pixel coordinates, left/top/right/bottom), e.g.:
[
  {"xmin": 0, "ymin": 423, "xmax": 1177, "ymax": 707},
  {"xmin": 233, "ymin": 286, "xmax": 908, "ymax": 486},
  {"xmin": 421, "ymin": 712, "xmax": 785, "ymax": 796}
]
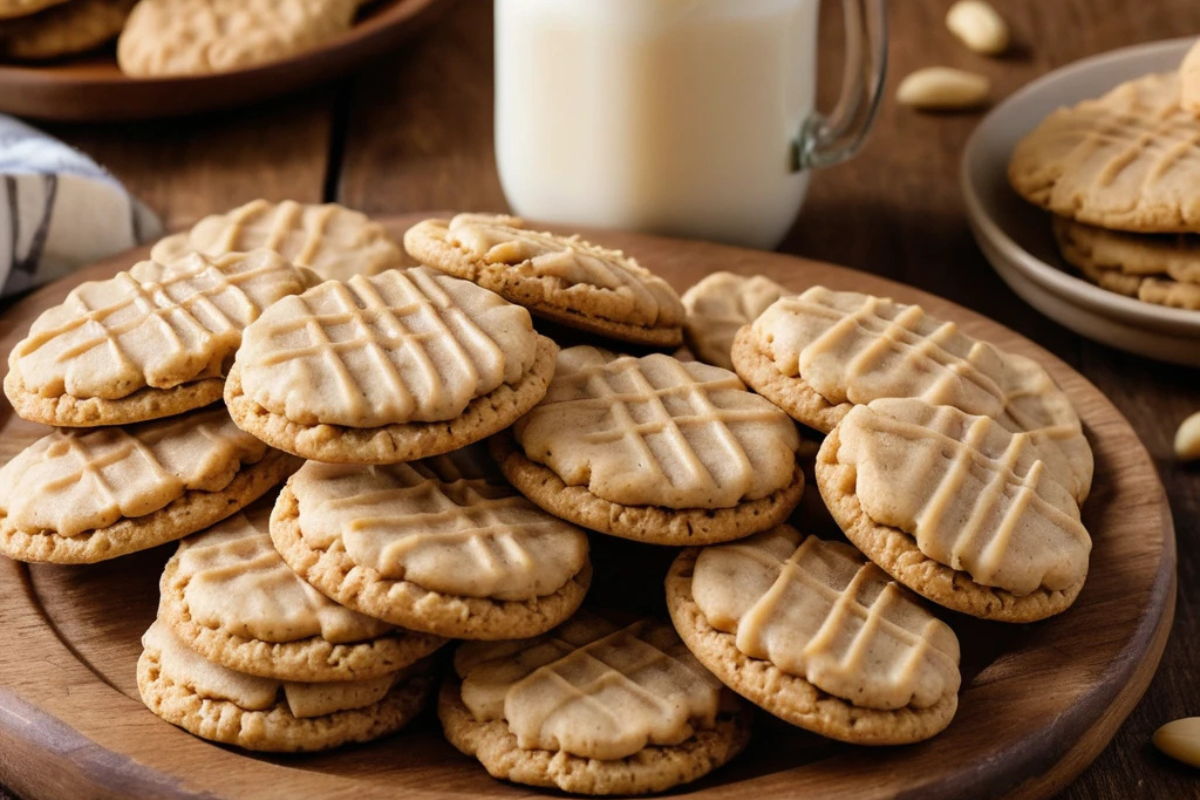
[
  {"xmin": 40, "ymin": 94, "xmax": 336, "ymax": 233},
  {"xmin": 0, "ymin": 0, "xmax": 457, "ymax": 122},
  {"xmin": 0, "ymin": 215, "xmax": 1176, "ymax": 800},
  {"xmin": 336, "ymin": 0, "xmax": 505, "ymax": 214}
]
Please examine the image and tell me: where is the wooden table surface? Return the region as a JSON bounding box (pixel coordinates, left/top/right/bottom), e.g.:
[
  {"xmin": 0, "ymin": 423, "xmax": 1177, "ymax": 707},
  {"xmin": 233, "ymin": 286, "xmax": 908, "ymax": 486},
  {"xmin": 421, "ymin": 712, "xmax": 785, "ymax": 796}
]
[{"xmin": 3, "ymin": 0, "xmax": 1199, "ymax": 797}]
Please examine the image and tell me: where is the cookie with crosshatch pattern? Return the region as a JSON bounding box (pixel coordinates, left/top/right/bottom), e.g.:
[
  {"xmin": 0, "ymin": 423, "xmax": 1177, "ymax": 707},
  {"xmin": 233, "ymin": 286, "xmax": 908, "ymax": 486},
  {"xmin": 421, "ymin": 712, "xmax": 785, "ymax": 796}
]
[
  {"xmin": 0, "ymin": 406, "xmax": 297, "ymax": 564},
  {"xmin": 151, "ymin": 200, "xmax": 403, "ymax": 283},
  {"xmin": 404, "ymin": 213, "xmax": 686, "ymax": 348},
  {"xmin": 158, "ymin": 501, "xmax": 446, "ymax": 682},
  {"xmin": 440, "ymin": 611, "xmax": 751, "ymax": 795},
  {"xmin": 491, "ymin": 346, "xmax": 804, "ymax": 546},
  {"xmin": 4, "ymin": 249, "xmax": 314, "ymax": 427},
  {"xmin": 225, "ymin": 266, "xmax": 557, "ymax": 464},
  {"xmin": 816, "ymin": 398, "xmax": 1092, "ymax": 622},
  {"xmin": 731, "ymin": 286, "xmax": 1093, "ymax": 503},
  {"xmin": 666, "ymin": 525, "xmax": 961, "ymax": 745},
  {"xmin": 269, "ymin": 445, "xmax": 591, "ymax": 639},
  {"xmin": 1009, "ymin": 42, "xmax": 1200, "ymax": 233},
  {"xmin": 138, "ymin": 621, "xmax": 434, "ymax": 753},
  {"xmin": 681, "ymin": 271, "xmax": 789, "ymax": 371}
]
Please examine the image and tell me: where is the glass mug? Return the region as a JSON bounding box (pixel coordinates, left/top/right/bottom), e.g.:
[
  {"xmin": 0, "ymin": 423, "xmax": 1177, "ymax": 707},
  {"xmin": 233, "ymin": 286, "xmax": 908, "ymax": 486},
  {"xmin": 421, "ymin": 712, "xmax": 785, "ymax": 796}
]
[{"xmin": 494, "ymin": 0, "xmax": 888, "ymax": 250}]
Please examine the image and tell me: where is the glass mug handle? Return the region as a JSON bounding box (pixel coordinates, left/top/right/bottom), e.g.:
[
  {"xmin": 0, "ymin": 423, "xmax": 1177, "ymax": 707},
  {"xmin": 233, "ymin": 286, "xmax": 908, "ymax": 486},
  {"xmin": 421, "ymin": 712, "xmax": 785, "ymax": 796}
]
[{"xmin": 791, "ymin": 0, "xmax": 888, "ymax": 172}]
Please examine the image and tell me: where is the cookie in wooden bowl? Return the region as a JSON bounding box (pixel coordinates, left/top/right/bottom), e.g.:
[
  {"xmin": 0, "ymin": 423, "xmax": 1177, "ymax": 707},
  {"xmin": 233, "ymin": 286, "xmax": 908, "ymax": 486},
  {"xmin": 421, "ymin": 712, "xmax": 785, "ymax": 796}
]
[
  {"xmin": 440, "ymin": 611, "xmax": 751, "ymax": 795},
  {"xmin": 405, "ymin": 213, "xmax": 686, "ymax": 348},
  {"xmin": 0, "ymin": 405, "xmax": 297, "ymax": 564},
  {"xmin": 4, "ymin": 248, "xmax": 315, "ymax": 427},
  {"xmin": 225, "ymin": 266, "xmax": 557, "ymax": 464},
  {"xmin": 269, "ymin": 444, "xmax": 592, "ymax": 640},
  {"xmin": 152, "ymin": 199, "xmax": 403, "ymax": 283},
  {"xmin": 667, "ymin": 525, "xmax": 961, "ymax": 745},
  {"xmin": 731, "ymin": 286, "xmax": 1093, "ymax": 503},
  {"xmin": 117, "ymin": 0, "xmax": 358, "ymax": 77},
  {"xmin": 138, "ymin": 620, "xmax": 433, "ymax": 752},
  {"xmin": 815, "ymin": 398, "xmax": 1092, "ymax": 622},
  {"xmin": 681, "ymin": 271, "xmax": 789, "ymax": 371},
  {"xmin": 158, "ymin": 501, "xmax": 446, "ymax": 683},
  {"xmin": 492, "ymin": 345, "xmax": 804, "ymax": 546}
]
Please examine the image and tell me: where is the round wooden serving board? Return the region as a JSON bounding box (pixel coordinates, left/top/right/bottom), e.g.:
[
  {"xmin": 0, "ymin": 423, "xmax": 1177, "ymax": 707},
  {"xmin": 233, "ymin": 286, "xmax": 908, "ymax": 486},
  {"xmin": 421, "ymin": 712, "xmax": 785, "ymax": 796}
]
[
  {"xmin": 0, "ymin": 215, "xmax": 1176, "ymax": 800},
  {"xmin": 0, "ymin": 0, "xmax": 454, "ymax": 122}
]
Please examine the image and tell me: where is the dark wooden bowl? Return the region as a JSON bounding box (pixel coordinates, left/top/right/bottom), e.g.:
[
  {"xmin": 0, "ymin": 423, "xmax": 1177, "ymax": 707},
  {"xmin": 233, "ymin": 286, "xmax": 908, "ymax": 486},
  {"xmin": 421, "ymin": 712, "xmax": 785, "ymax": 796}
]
[{"xmin": 0, "ymin": 0, "xmax": 456, "ymax": 122}]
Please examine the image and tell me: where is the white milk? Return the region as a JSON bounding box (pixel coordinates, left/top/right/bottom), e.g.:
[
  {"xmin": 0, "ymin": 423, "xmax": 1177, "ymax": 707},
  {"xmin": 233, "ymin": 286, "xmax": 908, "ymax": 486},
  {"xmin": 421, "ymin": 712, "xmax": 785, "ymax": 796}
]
[{"xmin": 495, "ymin": 0, "xmax": 821, "ymax": 249}]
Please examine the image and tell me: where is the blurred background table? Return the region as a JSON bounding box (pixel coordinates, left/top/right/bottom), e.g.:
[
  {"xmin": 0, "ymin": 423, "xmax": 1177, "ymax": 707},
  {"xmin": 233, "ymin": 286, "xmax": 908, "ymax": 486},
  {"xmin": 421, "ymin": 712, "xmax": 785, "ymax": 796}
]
[{"xmin": 3, "ymin": 0, "xmax": 1199, "ymax": 797}]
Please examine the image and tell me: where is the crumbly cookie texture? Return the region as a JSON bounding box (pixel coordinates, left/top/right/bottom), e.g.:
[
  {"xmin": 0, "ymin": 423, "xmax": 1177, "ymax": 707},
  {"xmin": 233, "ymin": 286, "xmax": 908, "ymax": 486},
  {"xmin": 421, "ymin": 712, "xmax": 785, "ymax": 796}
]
[
  {"xmin": 1008, "ymin": 63, "xmax": 1200, "ymax": 233},
  {"xmin": 270, "ymin": 463, "xmax": 592, "ymax": 640},
  {"xmin": 513, "ymin": 346, "xmax": 801, "ymax": 509},
  {"xmin": 0, "ymin": 0, "xmax": 136, "ymax": 60},
  {"xmin": 152, "ymin": 200, "xmax": 403, "ymax": 282},
  {"xmin": 3, "ymin": 371, "xmax": 226, "ymax": 428},
  {"xmin": 159, "ymin": 503, "xmax": 445, "ymax": 682},
  {"xmin": 666, "ymin": 529, "xmax": 960, "ymax": 744},
  {"xmin": 0, "ymin": 406, "xmax": 298, "ymax": 564},
  {"xmin": 816, "ymin": 404, "xmax": 1090, "ymax": 622},
  {"xmin": 0, "ymin": 0, "xmax": 67, "ymax": 21},
  {"xmin": 404, "ymin": 213, "xmax": 685, "ymax": 348},
  {"xmin": 681, "ymin": 272, "xmax": 790, "ymax": 371},
  {"xmin": 441, "ymin": 612, "xmax": 751, "ymax": 795},
  {"xmin": 117, "ymin": 0, "xmax": 357, "ymax": 77},
  {"xmin": 5, "ymin": 249, "xmax": 313, "ymax": 426},
  {"xmin": 1054, "ymin": 217, "xmax": 1200, "ymax": 310},
  {"xmin": 137, "ymin": 622, "xmax": 432, "ymax": 753}
]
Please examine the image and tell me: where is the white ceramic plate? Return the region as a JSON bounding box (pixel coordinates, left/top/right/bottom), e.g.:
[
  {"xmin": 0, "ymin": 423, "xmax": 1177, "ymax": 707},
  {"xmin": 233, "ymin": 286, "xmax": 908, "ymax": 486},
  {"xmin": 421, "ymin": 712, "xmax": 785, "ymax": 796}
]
[{"xmin": 961, "ymin": 37, "xmax": 1200, "ymax": 366}]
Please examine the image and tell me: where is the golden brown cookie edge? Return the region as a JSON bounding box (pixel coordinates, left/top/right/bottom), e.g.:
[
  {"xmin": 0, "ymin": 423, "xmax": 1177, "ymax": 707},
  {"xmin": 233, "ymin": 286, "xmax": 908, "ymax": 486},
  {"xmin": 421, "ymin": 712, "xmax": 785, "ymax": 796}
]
[
  {"xmin": 815, "ymin": 425, "xmax": 1084, "ymax": 623},
  {"xmin": 490, "ymin": 432, "xmax": 805, "ymax": 546},
  {"xmin": 268, "ymin": 482, "xmax": 591, "ymax": 640},
  {"xmin": 665, "ymin": 547, "xmax": 958, "ymax": 745}
]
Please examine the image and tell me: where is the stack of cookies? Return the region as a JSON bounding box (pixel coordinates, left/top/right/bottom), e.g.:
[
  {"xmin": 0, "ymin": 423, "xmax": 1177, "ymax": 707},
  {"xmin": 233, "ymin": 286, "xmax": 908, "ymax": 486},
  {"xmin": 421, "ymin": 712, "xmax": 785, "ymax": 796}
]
[
  {"xmin": 0, "ymin": 204, "xmax": 1096, "ymax": 795},
  {"xmin": 1009, "ymin": 40, "xmax": 1200, "ymax": 311},
  {"xmin": 1, "ymin": 0, "xmax": 365, "ymax": 76},
  {"xmin": 0, "ymin": 247, "xmax": 313, "ymax": 564}
]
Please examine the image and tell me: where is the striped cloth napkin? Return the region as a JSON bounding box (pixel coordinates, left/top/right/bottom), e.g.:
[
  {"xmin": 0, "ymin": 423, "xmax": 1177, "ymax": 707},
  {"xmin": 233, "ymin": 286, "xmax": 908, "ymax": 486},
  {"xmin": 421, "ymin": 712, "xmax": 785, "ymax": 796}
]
[{"xmin": 0, "ymin": 114, "xmax": 162, "ymax": 300}]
